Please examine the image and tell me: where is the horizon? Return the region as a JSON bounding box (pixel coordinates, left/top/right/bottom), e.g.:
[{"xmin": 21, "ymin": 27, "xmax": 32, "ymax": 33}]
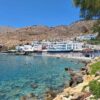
[{"xmin": 0, "ymin": 0, "xmax": 80, "ymax": 28}]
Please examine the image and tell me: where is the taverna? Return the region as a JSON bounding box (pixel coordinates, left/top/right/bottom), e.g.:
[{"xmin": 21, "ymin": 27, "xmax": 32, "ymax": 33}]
[{"xmin": 16, "ymin": 40, "xmax": 86, "ymax": 52}]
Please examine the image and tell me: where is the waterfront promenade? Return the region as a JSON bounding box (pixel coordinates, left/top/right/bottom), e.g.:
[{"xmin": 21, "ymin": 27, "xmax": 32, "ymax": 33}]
[{"xmin": 36, "ymin": 52, "xmax": 93, "ymax": 61}]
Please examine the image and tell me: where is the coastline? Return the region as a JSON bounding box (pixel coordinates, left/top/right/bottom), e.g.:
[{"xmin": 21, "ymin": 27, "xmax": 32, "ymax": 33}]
[
  {"xmin": 53, "ymin": 57, "xmax": 100, "ymax": 100},
  {"xmin": 0, "ymin": 52, "xmax": 99, "ymax": 100},
  {"xmin": 34, "ymin": 53, "xmax": 92, "ymax": 61}
]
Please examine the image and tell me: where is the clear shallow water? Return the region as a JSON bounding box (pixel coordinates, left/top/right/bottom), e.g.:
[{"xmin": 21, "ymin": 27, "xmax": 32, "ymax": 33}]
[{"xmin": 0, "ymin": 53, "xmax": 85, "ymax": 100}]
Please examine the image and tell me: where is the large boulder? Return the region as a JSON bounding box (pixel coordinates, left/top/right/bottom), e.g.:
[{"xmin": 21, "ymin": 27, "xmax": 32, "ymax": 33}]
[
  {"xmin": 95, "ymin": 71, "xmax": 100, "ymax": 77},
  {"xmin": 30, "ymin": 83, "xmax": 38, "ymax": 89},
  {"xmin": 65, "ymin": 68, "xmax": 83, "ymax": 87},
  {"xmin": 69, "ymin": 74, "xmax": 83, "ymax": 87},
  {"xmin": 80, "ymin": 67, "xmax": 89, "ymax": 75}
]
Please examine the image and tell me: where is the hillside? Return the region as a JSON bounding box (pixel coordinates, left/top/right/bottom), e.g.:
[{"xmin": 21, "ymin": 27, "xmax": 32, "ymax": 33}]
[
  {"xmin": 0, "ymin": 26, "xmax": 16, "ymax": 33},
  {"xmin": 0, "ymin": 20, "xmax": 95, "ymax": 48}
]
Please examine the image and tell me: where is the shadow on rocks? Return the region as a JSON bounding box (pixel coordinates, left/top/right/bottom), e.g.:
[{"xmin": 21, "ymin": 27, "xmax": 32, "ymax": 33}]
[
  {"xmin": 44, "ymin": 89, "xmax": 57, "ymax": 100},
  {"xmin": 20, "ymin": 93, "xmax": 38, "ymax": 100}
]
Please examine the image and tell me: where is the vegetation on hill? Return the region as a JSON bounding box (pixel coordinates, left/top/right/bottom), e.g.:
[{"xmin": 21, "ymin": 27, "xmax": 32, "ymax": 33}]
[
  {"xmin": 89, "ymin": 80, "xmax": 100, "ymax": 99},
  {"xmin": 88, "ymin": 59, "xmax": 100, "ymax": 99},
  {"xmin": 89, "ymin": 59, "xmax": 100, "ymax": 99},
  {"xmin": 87, "ymin": 39, "xmax": 100, "ymax": 45},
  {"xmin": 85, "ymin": 58, "xmax": 100, "ymax": 99},
  {"xmin": 90, "ymin": 61, "xmax": 100, "ymax": 75}
]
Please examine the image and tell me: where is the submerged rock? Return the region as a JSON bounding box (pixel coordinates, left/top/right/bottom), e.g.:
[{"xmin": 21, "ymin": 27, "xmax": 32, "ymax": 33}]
[
  {"xmin": 20, "ymin": 96, "xmax": 27, "ymax": 100},
  {"xmin": 30, "ymin": 83, "xmax": 38, "ymax": 89},
  {"xmin": 20, "ymin": 93, "xmax": 37, "ymax": 100},
  {"xmin": 65, "ymin": 68, "xmax": 83, "ymax": 87},
  {"xmin": 69, "ymin": 75, "xmax": 83, "ymax": 87},
  {"xmin": 80, "ymin": 67, "xmax": 89, "ymax": 75},
  {"xmin": 44, "ymin": 89, "xmax": 57, "ymax": 100}
]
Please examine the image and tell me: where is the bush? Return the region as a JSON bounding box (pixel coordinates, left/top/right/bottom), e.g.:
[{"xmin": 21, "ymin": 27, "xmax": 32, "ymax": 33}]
[
  {"xmin": 90, "ymin": 62, "xmax": 100, "ymax": 74},
  {"xmin": 89, "ymin": 80, "xmax": 100, "ymax": 99},
  {"xmin": 87, "ymin": 39, "xmax": 100, "ymax": 45}
]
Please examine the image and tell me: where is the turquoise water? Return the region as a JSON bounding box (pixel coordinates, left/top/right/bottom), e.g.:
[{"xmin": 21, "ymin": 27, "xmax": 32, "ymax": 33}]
[{"xmin": 0, "ymin": 53, "xmax": 85, "ymax": 100}]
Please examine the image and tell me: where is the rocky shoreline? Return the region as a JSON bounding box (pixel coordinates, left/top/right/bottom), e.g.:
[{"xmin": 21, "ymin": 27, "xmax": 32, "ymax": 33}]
[
  {"xmin": 53, "ymin": 57, "xmax": 100, "ymax": 100},
  {"xmin": 19, "ymin": 56, "xmax": 100, "ymax": 100}
]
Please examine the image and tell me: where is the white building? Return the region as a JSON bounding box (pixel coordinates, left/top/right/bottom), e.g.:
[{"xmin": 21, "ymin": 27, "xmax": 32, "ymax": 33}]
[
  {"xmin": 76, "ymin": 33, "xmax": 98, "ymax": 41},
  {"xmin": 16, "ymin": 45, "xmax": 33, "ymax": 52},
  {"xmin": 46, "ymin": 42, "xmax": 68, "ymax": 52},
  {"xmin": 72, "ymin": 42, "xmax": 84, "ymax": 51},
  {"xmin": 40, "ymin": 41, "xmax": 84, "ymax": 52},
  {"xmin": 16, "ymin": 41, "xmax": 88, "ymax": 52},
  {"xmin": 32, "ymin": 41, "xmax": 42, "ymax": 51}
]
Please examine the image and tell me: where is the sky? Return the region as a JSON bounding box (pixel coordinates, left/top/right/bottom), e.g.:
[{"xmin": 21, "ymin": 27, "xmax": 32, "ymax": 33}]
[{"xmin": 0, "ymin": 0, "xmax": 80, "ymax": 27}]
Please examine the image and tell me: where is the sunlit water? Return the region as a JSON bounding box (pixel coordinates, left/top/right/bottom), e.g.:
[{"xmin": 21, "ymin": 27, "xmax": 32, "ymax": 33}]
[{"xmin": 0, "ymin": 53, "xmax": 85, "ymax": 100}]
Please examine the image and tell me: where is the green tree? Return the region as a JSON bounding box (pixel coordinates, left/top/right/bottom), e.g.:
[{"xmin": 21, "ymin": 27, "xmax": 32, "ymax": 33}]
[
  {"xmin": 73, "ymin": 0, "xmax": 100, "ymax": 38},
  {"xmin": 73, "ymin": 0, "xmax": 100, "ymax": 19}
]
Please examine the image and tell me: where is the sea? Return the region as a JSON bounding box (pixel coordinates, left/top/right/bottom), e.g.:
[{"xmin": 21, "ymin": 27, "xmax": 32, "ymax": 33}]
[{"xmin": 0, "ymin": 53, "xmax": 85, "ymax": 100}]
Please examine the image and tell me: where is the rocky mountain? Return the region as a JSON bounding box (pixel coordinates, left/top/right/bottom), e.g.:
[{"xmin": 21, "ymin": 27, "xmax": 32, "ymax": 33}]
[
  {"xmin": 0, "ymin": 20, "xmax": 95, "ymax": 48},
  {"xmin": 0, "ymin": 26, "xmax": 16, "ymax": 33}
]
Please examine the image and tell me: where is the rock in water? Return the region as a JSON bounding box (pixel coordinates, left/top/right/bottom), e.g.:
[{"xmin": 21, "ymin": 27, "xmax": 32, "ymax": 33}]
[
  {"xmin": 30, "ymin": 83, "xmax": 38, "ymax": 89},
  {"xmin": 20, "ymin": 93, "xmax": 37, "ymax": 100},
  {"xmin": 44, "ymin": 89, "xmax": 57, "ymax": 100},
  {"xmin": 69, "ymin": 75, "xmax": 83, "ymax": 87},
  {"xmin": 65, "ymin": 68, "xmax": 83, "ymax": 87}
]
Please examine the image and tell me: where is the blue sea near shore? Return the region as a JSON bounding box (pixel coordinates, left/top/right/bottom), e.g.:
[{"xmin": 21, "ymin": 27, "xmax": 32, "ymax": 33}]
[{"xmin": 0, "ymin": 53, "xmax": 85, "ymax": 100}]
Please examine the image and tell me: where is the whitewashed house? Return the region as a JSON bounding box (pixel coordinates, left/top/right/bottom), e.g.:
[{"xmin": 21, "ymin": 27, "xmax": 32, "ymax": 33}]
[
  {"xmin": 16, "ymin": 40, "xmax": 87, "ymax": 52},
  {"xmin": 46, "ymin": 42, "xmax": 68, "ymax": 52},
  {"xmin": 41, "ymin": 41, "xmax": 84, "ymax": 52},
  {"xmin": 72, "ymin": 42, "xmax": 84, "ymax": 51},
  {"xmin": 32, "ymin": 41, "xmax": 42, "ymax": 51},
  {"xmin": 76, "ymin": 33, "xmax": 98, "ymax": 41},
  {"xmin": 16, "ymin": 45, "xmax": 33, "ymax": 52}
]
